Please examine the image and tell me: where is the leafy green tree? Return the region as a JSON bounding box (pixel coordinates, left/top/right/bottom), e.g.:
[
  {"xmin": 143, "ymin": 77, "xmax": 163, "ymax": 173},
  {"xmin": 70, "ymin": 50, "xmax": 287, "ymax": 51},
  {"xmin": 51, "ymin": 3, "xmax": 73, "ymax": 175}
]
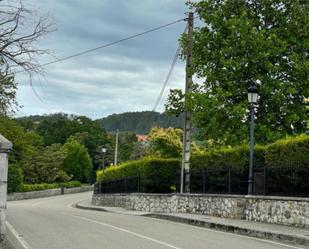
[
  {"xmin": 23, "ymin": 144, "xmax": 70, "ymax": 184},
  {"xmin": 167, "ymin": 0, "xmax": 309, "ymax": 146},
  {"xmin": 149, "ymin": 127, "xmax": 183, "ymax": 158},
  {"xmin": 61, "ymin": 139, "xmax": 92, "ymax": 183}
]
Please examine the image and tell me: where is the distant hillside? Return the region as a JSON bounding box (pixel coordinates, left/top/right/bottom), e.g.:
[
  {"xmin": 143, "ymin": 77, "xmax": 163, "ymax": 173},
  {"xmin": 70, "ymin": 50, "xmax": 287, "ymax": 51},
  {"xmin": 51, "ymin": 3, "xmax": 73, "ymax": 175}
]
[{"xmin": 97, "ymin": 111, "xmax": 182, "ymax": 134}]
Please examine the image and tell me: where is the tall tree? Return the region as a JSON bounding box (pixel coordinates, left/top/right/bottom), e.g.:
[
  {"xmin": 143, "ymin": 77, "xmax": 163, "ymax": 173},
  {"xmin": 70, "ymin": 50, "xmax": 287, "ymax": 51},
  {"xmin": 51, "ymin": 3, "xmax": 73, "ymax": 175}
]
[
  {"xmin": 0, "ymin": 0, "xmax": 54, "ymax": 114},
  {"xmin": 166, "ymin": 0, "xmax": 309, "ymax": 146}
]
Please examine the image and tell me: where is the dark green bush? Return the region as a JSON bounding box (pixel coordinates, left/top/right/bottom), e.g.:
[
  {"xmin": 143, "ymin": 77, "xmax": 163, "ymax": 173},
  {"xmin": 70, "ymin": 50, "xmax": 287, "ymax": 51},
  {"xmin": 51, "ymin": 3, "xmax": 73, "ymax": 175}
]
[
  {"xmin": 191, "ymin": 144, "xmax": 266, "ymax": 171},
  {"xmin": 97, "ymin": 158, "xmax": 180, "ymax": 193},
  {"xmin": 8, "ymin": 164, "xmax": 23, "ymax": 193},
  {"xmin": 265, "ymin": 134, "xmax": 309, "ymax": 168}
]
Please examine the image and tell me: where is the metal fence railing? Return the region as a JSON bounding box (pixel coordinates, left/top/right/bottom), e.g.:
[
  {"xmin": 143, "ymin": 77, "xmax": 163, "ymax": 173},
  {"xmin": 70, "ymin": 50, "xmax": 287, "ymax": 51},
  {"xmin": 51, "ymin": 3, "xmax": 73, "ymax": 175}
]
[
  {"xmin": 94, "ymin": 176, "xmax": 140, "ymax": 194},
  {"xmin": 94, "ymin": 166, "xmax": 309, "ymax": 197}
]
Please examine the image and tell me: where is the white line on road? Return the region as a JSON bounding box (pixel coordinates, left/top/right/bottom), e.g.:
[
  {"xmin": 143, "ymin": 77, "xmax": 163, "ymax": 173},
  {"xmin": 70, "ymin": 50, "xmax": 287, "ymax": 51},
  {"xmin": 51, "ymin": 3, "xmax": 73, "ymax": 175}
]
[
  {"xmin": 6, "ymin": 221, "xmax": 33, "ymax": 249},
  {"xmin": 71, "ymin": 214, "xmax": 183, "ymax": 249}
]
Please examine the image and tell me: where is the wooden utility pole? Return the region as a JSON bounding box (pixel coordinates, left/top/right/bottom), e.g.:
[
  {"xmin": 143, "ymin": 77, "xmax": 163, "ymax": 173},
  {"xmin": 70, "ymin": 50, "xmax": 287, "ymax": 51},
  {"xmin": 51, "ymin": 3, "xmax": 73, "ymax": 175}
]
[
  {"xmin": 114, "ymin": 130, "xmax": 119, "ymax": 166},
  {"xmin": 181, "ymin": 12, "xmax": 194, "ymax": 194}
]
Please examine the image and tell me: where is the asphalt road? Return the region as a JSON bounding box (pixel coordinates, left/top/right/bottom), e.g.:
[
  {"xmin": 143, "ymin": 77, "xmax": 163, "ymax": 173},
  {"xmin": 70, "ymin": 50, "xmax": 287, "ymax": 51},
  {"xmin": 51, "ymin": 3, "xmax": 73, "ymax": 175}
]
[{"xmin": 7, "ymin": 192, "xmax": 305, "ymax": 249}]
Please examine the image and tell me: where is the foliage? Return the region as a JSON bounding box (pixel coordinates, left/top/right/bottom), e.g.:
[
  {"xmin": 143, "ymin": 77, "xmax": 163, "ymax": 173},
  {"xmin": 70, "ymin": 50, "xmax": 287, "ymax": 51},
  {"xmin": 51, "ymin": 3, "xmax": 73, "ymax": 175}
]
[
  {"xmin": 98, "ymin": 111, "xmax": 182, "ymax": 134},
  {"xmin": 7, "ymin": 164, "xmax": 23, "ymax": 193},
  {"xmin": 19, "ymin": 181, "xmax": 81, "ymax": 192},
  {"xmin": 148, "ymin": 127, "xmax": 183, "ymax": 158},
  {"xmin": 23, "ymin": 144, "xmax": 69, "ymax": 184},
  {"xmin": 0, "ymin": 116, "xmax": 42, "ymax": 168},
  {"xmin": 191, "ymin": 145, "xmax": 266, "ymax": 172},
  {"xmin": 167, "ymin": 0, "xmax": 309, "ymax": 146},
  {"xmin": 265, "ymin": 134, "xmax": 309, "ymax": 168},
  {"xmin": 0, "ymin": 74, "xmax": 18, "ymax": 115},
  {"xmin": 61, "ymin": 139, "xmax": 92, "ymax": 183},
  {"xmin": 97, "ymin": 158, "xmax": 180, "ymax": 193}
]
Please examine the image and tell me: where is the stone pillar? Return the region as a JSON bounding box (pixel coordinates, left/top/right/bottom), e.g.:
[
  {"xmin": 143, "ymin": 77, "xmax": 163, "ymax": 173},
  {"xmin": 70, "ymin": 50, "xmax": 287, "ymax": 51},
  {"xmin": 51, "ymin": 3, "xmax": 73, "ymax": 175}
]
[{"xmin": 0, "ymin": 134, "xmax": 12, "ymax": 241}]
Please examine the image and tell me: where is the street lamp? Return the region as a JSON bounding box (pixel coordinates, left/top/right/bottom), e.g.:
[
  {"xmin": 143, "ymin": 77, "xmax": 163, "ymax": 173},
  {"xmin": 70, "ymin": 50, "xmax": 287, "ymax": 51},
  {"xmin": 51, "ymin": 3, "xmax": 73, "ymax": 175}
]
[
  {"xmin": 101, "ymin": 146, "xmax": 107, "ymax": 170},
  {"xmin": 247, "ymin": 82, "xmax": 258, "ymax": 195}
]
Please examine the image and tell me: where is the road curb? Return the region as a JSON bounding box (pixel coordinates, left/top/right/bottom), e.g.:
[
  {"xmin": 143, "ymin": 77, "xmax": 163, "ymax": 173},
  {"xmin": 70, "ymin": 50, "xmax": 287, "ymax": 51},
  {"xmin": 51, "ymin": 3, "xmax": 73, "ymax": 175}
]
[
  {"xmin": 145, "ymin": 213, "xmax": 309, "ymax": 247},
  {"xmin": 75, "ymin": 202, "xmax": 309, "ymax": 248}
]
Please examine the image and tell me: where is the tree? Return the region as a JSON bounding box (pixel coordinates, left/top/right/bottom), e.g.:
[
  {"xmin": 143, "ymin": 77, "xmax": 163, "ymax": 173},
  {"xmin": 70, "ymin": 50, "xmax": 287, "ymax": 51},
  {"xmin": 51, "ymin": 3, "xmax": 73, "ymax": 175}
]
[
  {"xmin": 166, "ymin": 0, "xmax": 309, "ymax": 146},
  {"xmin": 0, "ymin": 74, "xmax": 17, "ymax": 115},
  {"xmin": 148, "ymin": 127, "xmax": 183, "ymax": 158},
  {"xmin": 23, "ymin": 144, "xmax": 70, "ymax": 184},
  {"xmin": 0, "ymin": 0, "xmax": 54, "ymax": 114},
  {"xmin": 61, "ymin": 139, "xmax": 92, "ymax": 183}
]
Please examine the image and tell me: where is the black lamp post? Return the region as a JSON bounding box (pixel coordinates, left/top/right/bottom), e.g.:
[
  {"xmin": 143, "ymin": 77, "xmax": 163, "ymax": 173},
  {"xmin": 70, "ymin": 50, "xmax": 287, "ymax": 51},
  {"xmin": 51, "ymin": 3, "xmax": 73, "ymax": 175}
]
[
  {"xmin": 101, "ymin": 146, "xmax": 107, "ymax": 170},
  {"xmin": 247, "ymin": 82, "xmax": 258, "ymax": 195}
]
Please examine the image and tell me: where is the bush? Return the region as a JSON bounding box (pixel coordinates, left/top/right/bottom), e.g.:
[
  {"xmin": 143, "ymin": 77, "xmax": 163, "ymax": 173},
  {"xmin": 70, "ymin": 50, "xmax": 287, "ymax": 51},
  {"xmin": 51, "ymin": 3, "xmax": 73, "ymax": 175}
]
[
  {"xmin": 8, "ymin": 164, "xmax": 23, "ymax": 193},
  {"xmin": 19, "ymin": 181, "xmax": 81, "ymax": 192},
  {"xmin": 265, "ymin": 134, "xmax": 309, "ymax": 168},
  {"xmin": 190, "ymin": 144, "xmax": 266, "ymax": 172},
  {"xmin": 97, "ymin": 158, "xmax": 180, "ymax": 193}
]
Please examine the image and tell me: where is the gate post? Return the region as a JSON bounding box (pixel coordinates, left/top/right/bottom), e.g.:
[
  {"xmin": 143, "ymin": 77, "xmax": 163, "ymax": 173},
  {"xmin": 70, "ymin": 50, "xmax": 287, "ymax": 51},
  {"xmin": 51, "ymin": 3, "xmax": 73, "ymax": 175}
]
[{"xmin": 0, "ymin": 134, "xmax": 12, "ymax": 241}]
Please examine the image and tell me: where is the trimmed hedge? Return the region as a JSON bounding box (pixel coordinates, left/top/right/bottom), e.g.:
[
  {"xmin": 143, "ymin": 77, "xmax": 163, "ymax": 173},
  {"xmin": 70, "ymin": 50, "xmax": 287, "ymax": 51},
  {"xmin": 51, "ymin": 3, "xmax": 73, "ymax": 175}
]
[
  {"xmin": 96, "ymin": 134, "xmax": 309, "ymax": 194},
  {"xmin": 19, "ymin": 181, "xmax": 81, "ymax": 192},
  {"xmin": 265, "ymin": 134, "xmax": 309, "ymax": 168},
  {"xmin": 191, "ymin": 145, "xmax": 266, "ymax": 172},
  {"xmin": 97, "ymin": 158, "xmax": 180, "ymax": 193}
]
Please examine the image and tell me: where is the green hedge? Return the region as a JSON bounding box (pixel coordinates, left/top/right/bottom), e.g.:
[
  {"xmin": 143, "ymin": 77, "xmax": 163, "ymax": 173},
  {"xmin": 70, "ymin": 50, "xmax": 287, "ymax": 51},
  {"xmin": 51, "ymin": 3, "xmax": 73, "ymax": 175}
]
[
  {"xmin": 97, "ymin": 158, "xmax": 180, "ymax": 193},
  {"xmin": 191, "ymin": 144, "xmax": 266, "ymax": 171},
  {"xmin": 19, "ymin": 181, "xmax": 81, "ymax": 192},
  {"xmin": 265, "ymin": 134, "xmax": 309, "ymax": 168}
]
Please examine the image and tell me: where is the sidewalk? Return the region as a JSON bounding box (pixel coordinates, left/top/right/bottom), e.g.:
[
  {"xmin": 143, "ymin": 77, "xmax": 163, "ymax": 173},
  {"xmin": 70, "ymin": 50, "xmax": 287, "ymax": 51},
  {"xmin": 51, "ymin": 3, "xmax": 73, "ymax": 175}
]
[{"xmin": 75, "ymin": 199, "xmax": 309, "ymax": 248}]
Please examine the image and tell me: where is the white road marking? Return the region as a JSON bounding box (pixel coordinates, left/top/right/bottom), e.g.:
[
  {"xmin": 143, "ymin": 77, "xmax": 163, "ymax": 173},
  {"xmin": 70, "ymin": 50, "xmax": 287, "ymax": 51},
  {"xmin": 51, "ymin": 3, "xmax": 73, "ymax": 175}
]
[
  {"xmin": 6, "ymin": 221, "xmax": 33, "ymax": 249},
  {"xmin": 71, "ymin": 214, "xmax": 183, "ymax": 249}
]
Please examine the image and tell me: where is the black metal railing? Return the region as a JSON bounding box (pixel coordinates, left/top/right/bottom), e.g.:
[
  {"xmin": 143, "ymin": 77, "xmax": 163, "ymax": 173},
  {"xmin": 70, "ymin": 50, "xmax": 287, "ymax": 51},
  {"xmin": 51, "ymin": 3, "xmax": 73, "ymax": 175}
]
[
  {"xmin": 94, "ymin": 176, "xmax": 140, "ymax": 194},
  {"xmin": 94, "ymin": 165, "xmax": 309, "ymax": 197}
]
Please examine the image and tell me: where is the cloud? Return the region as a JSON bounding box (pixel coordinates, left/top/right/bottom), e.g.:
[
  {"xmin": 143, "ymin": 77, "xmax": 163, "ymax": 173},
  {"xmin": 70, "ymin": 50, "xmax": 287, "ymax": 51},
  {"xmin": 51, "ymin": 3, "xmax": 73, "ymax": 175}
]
[{"xmin": 15, "ymin": 0, "xmax": 188, "ymax": 119}]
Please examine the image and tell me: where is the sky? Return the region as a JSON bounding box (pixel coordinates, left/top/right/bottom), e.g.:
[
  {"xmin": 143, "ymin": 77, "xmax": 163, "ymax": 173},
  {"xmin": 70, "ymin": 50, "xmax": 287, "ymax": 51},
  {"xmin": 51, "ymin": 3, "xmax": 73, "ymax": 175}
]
[{"xmin": 14, "ymin": 0, "xmax": 189, "ymax": 119}]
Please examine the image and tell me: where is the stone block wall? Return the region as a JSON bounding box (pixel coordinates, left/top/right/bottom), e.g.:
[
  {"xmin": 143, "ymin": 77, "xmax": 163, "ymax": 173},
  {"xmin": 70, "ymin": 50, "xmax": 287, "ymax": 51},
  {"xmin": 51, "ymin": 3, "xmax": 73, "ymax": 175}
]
[
  {"xmin": 93, "ymin": 193, "xmax": 309, "ymax": 227},
  {"xmin": 93, "ymin": 193, "xmax": 246, "ymax": 219},
  {"xmin": 8, "ymin": 185, "xmax": 93, "ymax": 201},
  {"xmin": 245, "ymin": 196, "xmax": 309, "ymax": 228}
]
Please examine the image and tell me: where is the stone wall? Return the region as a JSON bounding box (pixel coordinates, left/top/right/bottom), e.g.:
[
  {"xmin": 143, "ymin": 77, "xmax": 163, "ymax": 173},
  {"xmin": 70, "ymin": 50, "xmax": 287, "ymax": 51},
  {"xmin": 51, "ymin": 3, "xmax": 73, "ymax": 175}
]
[
  {"xmin": 93, "ymin": 193, "xmax": 246, "ymax": 219},
  {"xmin": 245, "ymin": 195, "xmax": 309, "ymax": 228},
  {"xmin": 93, "ymin": 193, "xmax": 309, "ymax": 228},
  {"xmin": 8, "ymin": 186, "xmax": 93, "ymax": 201}
]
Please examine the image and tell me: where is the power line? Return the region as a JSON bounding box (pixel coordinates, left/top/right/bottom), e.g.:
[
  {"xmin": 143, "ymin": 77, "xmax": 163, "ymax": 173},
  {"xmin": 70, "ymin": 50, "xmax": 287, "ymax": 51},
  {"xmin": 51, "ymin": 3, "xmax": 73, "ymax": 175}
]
[
  {"xmin": 152, "ymin": 25, "xmax": 187, "ymax": 111},
  {"xmin": 15, "ymin": 17, "xmax": 187, "ymax": 74}
]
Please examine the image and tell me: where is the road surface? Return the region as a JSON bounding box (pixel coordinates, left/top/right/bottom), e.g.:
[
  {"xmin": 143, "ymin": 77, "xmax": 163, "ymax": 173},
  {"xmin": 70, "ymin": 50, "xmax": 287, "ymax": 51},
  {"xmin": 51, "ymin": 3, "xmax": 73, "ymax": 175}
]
[{"xmin": 7, "ymin": 192, "xmax": 304, "ymax": 249}]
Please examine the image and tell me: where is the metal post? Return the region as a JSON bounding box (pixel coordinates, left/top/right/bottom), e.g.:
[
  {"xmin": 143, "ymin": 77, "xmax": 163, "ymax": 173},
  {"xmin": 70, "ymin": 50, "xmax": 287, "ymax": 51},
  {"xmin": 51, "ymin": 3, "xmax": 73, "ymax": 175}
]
[
  {"xmin": 228, "ymin": 168, "xmax": 232, "ymax": 194},
  {"xmin": 181, "ymin": 12, "xmax": 194, "ymax": 194},
  {"xmin": 263, "ymin": 165, "xmax": 266, "ymax": 195},
  {"xmin": 0, "ymin": 134, "xmax": 12, "ymax": 241},
  {"xmin": 248, "ymin": 104, "xmax": 255, "ymax": 195}
]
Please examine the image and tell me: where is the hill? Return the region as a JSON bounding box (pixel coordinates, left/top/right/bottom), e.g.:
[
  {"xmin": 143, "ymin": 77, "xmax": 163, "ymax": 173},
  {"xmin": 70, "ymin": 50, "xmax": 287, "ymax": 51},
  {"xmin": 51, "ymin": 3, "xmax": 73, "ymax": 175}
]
[{"xmin": 97, "ymin": 111, "xmax": 182, "ymax": 134}]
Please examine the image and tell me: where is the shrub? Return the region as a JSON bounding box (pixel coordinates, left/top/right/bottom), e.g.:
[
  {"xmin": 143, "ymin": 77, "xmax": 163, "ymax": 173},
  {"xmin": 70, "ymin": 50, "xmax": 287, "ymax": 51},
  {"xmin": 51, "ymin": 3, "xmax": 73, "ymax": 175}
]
[
  {"xmin": 265, "ymin": 134, "xmax": 309, "ymax": 168},
  {"xmin": 97, "ymin": 158, "xmax": 180, "ymax": 193},
  {"xmin": 190, "ymin": 144, "xmax": 266, "ymax": 171},
  {"xmin": 7, "ymin": 164, "xmax": 23, "ymax": 193}
]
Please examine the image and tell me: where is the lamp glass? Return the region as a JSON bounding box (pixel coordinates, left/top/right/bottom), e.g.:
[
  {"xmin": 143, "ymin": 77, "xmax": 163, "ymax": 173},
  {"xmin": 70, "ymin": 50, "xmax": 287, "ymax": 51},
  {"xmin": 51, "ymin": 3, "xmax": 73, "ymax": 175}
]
[
  {"xmin": 102, "ymin": 148, "xmax": 107, "ymax": 153},
  {"xmin": 248, "ymin": 92, "xmax": 258, "ymax": 103}
]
